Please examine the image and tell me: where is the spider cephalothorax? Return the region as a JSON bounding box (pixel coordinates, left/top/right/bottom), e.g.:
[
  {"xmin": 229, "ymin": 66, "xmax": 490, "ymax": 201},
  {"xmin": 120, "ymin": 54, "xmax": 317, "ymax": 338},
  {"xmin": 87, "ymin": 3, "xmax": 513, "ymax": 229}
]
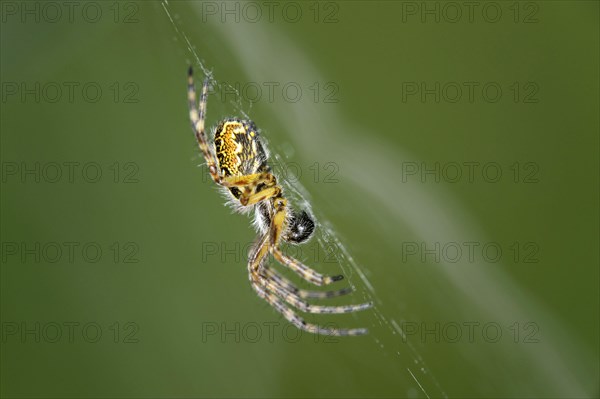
[{"xmin": 187, "ymin": 66, "xmax": 372, "ymax": 335}]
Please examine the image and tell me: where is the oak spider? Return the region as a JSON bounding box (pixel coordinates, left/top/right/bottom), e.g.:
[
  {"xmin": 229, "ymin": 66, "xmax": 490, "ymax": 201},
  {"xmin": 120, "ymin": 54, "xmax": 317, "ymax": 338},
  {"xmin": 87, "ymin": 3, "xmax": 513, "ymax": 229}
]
[{"xmin": 187, "ymin": 67, "xmax": 372, "ymax": 336}]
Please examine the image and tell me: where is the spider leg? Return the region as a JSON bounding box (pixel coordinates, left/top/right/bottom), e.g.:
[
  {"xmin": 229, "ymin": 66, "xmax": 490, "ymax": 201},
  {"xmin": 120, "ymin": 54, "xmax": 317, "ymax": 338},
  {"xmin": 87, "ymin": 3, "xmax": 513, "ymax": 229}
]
[
  {"xmin": 248, "ymin": 202, "xmax": 372, "ymax": 336},
  {"xmin": 218, "ymin": 171, "xmax": 281, "ymax": 206},
  {"xmin": 249, "ymin": 279, "xmax": 368, "ymax": 336},
  {"xmin": 249, "ymin": 231, "xmax": 352, "ymax": 299},
  {"xmin": 248, "ymin": 232, "xmax": 270, "ymax": 277},
  {"xmin": 257, "ymin": 271, "xmax": 372, "ymax": 314},
  {"xmin": 261, "ymin": 265, "xmax": 352, "ymax": 299},
  {"xmin": 188, "ymin": 67, "xmax": 222, "ymax": 184},
  {"xmin": 219, "ymin": 172, "xmax": 275, "ymax": 188},
  {"xmin": 272, "ymin": 248, "xmax": 343, "ymax": 286},
  {"xmin": 224, "ymin": 172, "xmax": 279, "ymax": 206},
  {"xmin": 267, "ymin": 196, "xmax": 344, "ymax": 286},
  {"xmin": 240, "ymin": 186, "xmax": 281, "ymax": 206}
]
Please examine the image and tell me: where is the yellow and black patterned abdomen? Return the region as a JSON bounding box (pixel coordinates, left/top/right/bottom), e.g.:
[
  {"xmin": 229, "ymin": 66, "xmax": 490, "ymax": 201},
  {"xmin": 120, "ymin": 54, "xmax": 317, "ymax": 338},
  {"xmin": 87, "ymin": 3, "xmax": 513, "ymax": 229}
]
[{"xmin": 214, "ymin": 118, "xmax": 269, "ymax": 198}]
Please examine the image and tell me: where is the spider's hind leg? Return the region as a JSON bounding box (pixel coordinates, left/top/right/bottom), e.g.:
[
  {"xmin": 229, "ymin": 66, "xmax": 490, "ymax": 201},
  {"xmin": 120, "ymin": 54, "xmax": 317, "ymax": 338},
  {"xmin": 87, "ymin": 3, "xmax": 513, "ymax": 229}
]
[
  {"xmin": 250, "ymin": 281, "xmax": 368, "ymax": 336},
  {"xmin": 257, "ymin": 271, "xmax": 372, "ymax": 314},
  {"xmin": 264, "ymin": 196, "xmax": 343, "ymax": 286},
  {"xmin": 247, "ymin": 202, "xmax": 371, "ymax": 335},
  {"xmin": 261, "ymin": 265, "xmax": 352, "ymax": 299},
  {"xmin": 272, "ymin": 247, "xmax": 344, "ymax": 286}
]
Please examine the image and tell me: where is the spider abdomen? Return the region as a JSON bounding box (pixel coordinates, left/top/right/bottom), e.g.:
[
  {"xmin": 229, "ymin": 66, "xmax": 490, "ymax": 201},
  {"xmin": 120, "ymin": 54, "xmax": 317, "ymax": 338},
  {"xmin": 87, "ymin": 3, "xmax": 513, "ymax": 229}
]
[{"xmin": 214, "ymin": 118, "xmax": 268, "ymax": 199}]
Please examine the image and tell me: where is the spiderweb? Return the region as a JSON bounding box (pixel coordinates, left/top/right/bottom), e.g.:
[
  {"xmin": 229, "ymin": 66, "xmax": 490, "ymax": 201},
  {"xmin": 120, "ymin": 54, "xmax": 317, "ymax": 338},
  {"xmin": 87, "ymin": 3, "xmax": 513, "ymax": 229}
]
[
  {"xmin": 159, "ymin": 2, "xmax": 596, "ymax": 398},
  {"xmin": 160, "ymin": 2, "xmax": 445, "ymax": 397}
]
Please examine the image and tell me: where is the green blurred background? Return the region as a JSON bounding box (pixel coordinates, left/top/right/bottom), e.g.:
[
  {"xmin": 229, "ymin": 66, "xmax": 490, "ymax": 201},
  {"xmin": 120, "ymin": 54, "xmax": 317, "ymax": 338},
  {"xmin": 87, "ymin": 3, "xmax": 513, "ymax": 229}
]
[{"xmin": 1, "ymin": 1, "xmax": 598, "ymax": 398}]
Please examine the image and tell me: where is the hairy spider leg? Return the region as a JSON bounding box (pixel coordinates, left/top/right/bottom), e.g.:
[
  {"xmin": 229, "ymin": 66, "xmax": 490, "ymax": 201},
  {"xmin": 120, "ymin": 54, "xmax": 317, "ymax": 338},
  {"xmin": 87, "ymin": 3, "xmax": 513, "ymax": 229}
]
[
  {"xmin": 261, "ymin": 265, "xmax": 353, "ymax": 299},
  {"xmin": 251, "ymin": 281, "xmax": 368, "ymax": 336},
  {"xmin": 247, "ymin": 199, "xmax": 372, "ymax": 334},
  {"xmin": 188, "ymin": 67, "xmax": 221, "ymax": 184},
  {"xmin": 258, "ymin": 273, "xmax": 372, "ymax": 314}
]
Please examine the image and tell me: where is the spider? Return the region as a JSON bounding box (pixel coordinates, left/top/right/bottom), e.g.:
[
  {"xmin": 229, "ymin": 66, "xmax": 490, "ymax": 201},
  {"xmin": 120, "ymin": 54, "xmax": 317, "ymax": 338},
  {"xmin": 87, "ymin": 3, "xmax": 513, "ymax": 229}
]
[{"xmin": 187, "ymin": 66, "xmax": 372, "ymax": 336}]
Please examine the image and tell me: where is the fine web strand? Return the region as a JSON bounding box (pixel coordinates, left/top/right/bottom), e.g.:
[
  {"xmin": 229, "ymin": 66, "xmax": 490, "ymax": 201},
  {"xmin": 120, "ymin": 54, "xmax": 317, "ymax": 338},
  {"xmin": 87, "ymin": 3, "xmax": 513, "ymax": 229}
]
[{"xmin": 161, "ymin": 1, "xmax": 252, "ymax": 117}]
